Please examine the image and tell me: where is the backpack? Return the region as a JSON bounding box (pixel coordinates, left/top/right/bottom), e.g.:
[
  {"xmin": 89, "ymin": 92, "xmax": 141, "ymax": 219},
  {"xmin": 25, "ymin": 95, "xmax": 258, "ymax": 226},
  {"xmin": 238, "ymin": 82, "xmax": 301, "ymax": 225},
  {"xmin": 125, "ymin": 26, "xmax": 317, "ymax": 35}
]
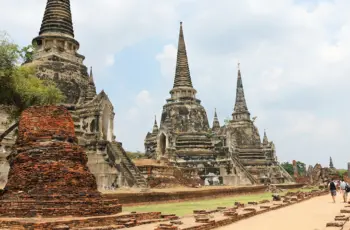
[{"xmin": 345, "ymin": 184, "xmax": 350, "ymax": 193}]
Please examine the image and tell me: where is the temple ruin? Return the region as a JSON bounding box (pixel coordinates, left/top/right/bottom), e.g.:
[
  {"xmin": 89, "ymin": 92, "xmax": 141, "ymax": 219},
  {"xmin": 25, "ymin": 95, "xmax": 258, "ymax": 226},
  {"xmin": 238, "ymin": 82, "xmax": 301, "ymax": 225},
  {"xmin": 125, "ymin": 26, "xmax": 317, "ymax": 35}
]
[
  {"xmin": 0, "ymin": 106, "xmax": 122, "ymax": 217},
  {"xmin": 0, "ymin": 0, "xmax": 146, "ymax": 190},
  {"xmin": 145, "ymin": 23, "xmax": 294, "ymax": 186}
]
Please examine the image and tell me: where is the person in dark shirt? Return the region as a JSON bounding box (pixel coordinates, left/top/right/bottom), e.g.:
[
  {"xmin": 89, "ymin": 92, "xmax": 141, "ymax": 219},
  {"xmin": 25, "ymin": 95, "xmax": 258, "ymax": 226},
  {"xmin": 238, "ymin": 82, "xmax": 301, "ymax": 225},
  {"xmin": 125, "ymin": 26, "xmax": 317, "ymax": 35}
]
[{"xmin": 328, "ymin": 180, "xmax": 337, "ymax": 203}]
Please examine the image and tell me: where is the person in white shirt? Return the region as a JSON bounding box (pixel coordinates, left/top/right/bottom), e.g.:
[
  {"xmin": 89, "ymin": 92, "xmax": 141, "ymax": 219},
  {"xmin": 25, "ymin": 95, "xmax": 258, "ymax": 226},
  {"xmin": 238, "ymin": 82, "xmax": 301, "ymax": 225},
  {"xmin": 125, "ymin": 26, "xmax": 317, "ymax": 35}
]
[{"xmin": 340, "ymin": 180, "xmax": 348, "ymax": 203}]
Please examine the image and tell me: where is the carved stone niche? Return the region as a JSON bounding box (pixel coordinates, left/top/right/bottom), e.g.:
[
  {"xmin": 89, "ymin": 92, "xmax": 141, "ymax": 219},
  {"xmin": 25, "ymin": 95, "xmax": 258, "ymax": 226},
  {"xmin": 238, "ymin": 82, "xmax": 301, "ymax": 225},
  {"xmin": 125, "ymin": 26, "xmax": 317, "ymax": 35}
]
[{"xmin": 100, "ymin": 104, "xmax": 114, "ymax": 142}]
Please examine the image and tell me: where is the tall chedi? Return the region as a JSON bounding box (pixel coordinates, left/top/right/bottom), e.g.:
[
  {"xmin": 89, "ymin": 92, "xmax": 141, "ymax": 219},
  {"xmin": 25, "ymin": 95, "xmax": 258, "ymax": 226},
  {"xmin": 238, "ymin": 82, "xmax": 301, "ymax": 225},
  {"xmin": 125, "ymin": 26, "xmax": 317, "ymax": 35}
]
[
  {"xmin": 0, "ymin": 0, "xmax": 147, "ymax": 190},
  {"xmin": 224, "ymin": 64, "xmax": 294, "ymax": 184},
  {"xmin": 145, "ymin": 22, "xmax": 230, "ymax": 182},
  {"xmin": 31, "ymin": 0, "xmax": 90, "ymax": 104}
]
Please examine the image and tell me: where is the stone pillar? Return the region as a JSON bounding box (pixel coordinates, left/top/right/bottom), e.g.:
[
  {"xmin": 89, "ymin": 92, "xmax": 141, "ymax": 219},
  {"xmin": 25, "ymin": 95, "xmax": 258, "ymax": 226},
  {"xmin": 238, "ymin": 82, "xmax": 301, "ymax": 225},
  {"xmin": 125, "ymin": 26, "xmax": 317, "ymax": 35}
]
[
  {"xmin": 292, "ymin": 160, "xmax": 298, "ymax": 178},
  {"xmin": 348, "ymin": 162, "xmax": 350, "ymax": 178}
]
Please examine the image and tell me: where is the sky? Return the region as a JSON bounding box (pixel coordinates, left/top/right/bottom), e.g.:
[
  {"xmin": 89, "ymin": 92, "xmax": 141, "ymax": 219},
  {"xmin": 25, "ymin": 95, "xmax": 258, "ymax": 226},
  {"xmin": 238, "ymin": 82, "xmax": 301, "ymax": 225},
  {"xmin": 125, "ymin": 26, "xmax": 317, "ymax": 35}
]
[{"xmin": 1, "ymin": 0, "xmax": 350, "ymax": 169}]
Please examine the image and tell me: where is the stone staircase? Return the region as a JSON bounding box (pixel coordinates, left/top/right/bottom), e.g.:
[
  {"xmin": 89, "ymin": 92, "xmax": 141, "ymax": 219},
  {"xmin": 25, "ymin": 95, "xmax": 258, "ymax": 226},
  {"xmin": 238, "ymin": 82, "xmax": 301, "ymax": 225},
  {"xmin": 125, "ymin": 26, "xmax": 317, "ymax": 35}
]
[
  {"xmin": 277, "ymin": 163, "xmax": 295, "ymax": 182},
  {"xmin": 109, "ymin": 142, "xmax": 148, "ymax": 188},
  {"xmin": 230, "ymin": 155, "xmax": 258, "ymax": 184}
]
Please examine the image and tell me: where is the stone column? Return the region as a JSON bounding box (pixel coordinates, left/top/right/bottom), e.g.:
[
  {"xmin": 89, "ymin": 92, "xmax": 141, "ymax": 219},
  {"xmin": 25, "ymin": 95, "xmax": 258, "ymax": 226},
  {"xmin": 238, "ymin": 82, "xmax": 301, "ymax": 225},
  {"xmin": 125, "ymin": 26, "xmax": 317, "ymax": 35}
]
[
  {"xmin": 348, "ymin": 162, "xmax": 350, "ymax": 178},
  {"xmin": 293, "ymin": 160, "xmax": 298, "ymax": 178}
]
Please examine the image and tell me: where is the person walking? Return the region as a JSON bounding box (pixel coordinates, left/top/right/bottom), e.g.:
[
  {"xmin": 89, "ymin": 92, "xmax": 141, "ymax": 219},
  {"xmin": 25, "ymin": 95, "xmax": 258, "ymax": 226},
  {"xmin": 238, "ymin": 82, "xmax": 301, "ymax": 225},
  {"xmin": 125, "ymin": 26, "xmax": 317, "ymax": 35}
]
[
  {"xmin": 340, "ymin": 179, "xmax": 348, "ymax": 202},
  {"xmin": 328, "ymin": 180, "xmax": 337, "ymax": 203}
]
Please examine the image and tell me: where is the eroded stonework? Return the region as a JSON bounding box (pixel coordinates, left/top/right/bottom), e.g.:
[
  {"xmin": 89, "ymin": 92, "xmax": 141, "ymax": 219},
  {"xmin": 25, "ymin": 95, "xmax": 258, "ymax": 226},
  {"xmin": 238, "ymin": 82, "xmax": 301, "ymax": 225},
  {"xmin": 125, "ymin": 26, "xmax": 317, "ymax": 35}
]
[
  {"xmin": 0, "ymin": 106, "xmax": 122, "ymax": 217},
  {"xmin": 145, "ymin": 23, "xmax": 293, "ymax": 186},
  {"xmin": 0, "ymin": 0, "xmax": 146, "ymax": 190},
  {"xmin": 145, "ymin": 23, "xmax": 259, "ymax": 186}
]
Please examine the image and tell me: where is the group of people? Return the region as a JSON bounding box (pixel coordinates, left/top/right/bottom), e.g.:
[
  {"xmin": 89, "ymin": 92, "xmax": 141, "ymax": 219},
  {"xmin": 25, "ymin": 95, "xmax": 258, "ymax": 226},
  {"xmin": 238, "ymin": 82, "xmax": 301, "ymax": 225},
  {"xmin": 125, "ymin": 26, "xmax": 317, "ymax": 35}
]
[{"xmin": 328, "ymin": 179, "xmax": 350, "ymax": 203}]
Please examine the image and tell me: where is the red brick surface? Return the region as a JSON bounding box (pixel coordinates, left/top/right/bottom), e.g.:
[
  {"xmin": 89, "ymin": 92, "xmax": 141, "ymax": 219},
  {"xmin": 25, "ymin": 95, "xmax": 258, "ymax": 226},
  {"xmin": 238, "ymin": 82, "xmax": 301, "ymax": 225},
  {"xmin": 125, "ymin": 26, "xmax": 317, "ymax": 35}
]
[{"xmin": 0, "ymin": 106, "xmax": 122, "ymax": 217}]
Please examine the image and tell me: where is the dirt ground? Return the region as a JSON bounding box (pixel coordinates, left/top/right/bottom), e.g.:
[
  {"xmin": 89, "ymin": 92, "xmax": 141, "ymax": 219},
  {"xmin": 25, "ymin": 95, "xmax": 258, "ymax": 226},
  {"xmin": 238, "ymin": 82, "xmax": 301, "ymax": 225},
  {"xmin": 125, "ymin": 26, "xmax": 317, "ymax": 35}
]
[{"xmin": 217, "ymin": 193, "xmax": 345, "ymax": 230}]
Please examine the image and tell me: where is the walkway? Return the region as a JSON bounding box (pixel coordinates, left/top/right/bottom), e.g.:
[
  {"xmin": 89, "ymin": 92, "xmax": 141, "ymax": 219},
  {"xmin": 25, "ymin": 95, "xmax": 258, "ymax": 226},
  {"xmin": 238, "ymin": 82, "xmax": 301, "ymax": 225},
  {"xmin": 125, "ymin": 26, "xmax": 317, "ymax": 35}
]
[{"xmin": 217, "ymin": 194, "xmax": 345, "ymax": 230}]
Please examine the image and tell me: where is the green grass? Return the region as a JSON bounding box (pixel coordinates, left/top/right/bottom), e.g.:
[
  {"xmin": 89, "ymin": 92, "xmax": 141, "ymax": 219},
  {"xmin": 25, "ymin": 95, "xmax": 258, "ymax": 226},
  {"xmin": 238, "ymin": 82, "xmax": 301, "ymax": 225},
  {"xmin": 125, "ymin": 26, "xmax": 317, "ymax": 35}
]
[{"xmin": 123, "ymin": 187, "xmax": 317, "ymax": 217}]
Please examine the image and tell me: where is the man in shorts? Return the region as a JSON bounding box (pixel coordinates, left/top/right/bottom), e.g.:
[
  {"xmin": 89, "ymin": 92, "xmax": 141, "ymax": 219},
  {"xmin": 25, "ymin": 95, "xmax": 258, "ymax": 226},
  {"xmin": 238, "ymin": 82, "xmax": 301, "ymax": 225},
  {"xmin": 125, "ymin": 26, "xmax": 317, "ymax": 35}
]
[{"xmin": 329, "ymin": 180, "xmax": 337, "ymax": 203}]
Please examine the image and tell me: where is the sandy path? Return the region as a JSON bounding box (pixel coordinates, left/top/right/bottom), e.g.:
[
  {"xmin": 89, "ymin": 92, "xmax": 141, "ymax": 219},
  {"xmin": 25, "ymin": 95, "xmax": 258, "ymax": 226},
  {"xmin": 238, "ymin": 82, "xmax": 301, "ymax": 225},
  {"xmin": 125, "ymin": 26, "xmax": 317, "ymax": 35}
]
[{"xmin": 218, "ymin": 194, "xmax": 345, "ymax": 230}]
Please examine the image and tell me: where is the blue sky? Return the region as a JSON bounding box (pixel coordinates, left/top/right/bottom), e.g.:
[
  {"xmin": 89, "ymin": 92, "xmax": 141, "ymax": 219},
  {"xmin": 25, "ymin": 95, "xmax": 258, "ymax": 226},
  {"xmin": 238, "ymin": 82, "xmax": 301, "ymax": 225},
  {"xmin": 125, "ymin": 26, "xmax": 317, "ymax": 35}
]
[{"xmin": 1, "ymin": 0, "xmax": 350, "ymax": 169}]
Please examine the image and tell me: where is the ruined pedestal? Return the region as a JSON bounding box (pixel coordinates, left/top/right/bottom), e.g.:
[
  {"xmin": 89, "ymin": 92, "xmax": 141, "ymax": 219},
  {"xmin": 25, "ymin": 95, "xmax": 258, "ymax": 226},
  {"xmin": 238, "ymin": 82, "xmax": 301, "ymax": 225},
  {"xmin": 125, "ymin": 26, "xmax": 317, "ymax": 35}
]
[{"xmin": 0, "ymin": 106, "xmax": 121, "ymax": 217}]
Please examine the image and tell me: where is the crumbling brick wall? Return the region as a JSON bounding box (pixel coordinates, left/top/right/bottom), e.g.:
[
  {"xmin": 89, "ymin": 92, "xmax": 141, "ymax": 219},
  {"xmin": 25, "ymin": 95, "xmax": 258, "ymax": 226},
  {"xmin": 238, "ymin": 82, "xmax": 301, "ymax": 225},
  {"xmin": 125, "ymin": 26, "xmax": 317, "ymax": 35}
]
[{"xmin": 0, "ymin": 106, "xmax": 121, "ymax": 217}]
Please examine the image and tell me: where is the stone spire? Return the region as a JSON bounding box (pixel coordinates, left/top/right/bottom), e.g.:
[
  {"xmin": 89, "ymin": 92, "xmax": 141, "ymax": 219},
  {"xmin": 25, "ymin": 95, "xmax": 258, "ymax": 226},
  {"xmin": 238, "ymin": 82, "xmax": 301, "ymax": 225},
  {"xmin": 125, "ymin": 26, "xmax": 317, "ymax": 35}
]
[
  {"xmin": 212, "ymin": 109, "xmax": 220, "ymax": 132},
  {"xmin": 173, "ymin": 22, "xmax": 193, "ymax": 89},
  {"xmin": 330, "ymin": 157, "xmax": 334, "ymax": 169},
  {"xmin": 232, "ymin": 63, "xmax": 250, "ymax": 121},
  {"xmin": 89, "ymin": 66, "xmax": 95, "ymax": 84},
  {"xmin": 169, "ymin": 22, "xmax": 197, "ymax": 101},
  {"xmin": 152, "ymin": 116, "xmax": 159, "ymax": 134},
  {"xmin": 263, "ymin": 129, "xmax": 269, "ymax": 145},
  {"xmin": 32, "ymin": 0, "xmax": 81, "ymax": 62},
  {"xmin": 39, "ymin": 0, "xmax": 74, "ymax": 38},
  {"xmin": 85, "ymin": 67, "xmax": 96, "ymax": 101}
]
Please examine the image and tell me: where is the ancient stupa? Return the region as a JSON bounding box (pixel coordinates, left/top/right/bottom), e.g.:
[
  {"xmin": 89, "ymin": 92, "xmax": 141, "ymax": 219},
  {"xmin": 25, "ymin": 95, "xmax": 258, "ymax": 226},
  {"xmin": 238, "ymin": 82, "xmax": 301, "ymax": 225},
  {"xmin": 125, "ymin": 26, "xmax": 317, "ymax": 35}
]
[{"xmin": 0, "ymin": 106, "xmax": 121, "ymax": 217}]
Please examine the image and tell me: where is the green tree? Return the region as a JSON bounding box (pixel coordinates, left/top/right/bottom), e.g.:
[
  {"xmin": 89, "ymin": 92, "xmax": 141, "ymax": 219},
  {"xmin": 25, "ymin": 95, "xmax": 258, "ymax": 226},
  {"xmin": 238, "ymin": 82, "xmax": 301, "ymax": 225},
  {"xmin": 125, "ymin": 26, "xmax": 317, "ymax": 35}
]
[
  {"xmin": 126, "ymin": 151, "xmax": 146, "ymax": 160},
  {"xmin": 0, "ymin": 32, "xmax": 64, "ymax": 142},
  {"xmin": 296, "ymin": 161, "xmax": 306, "ymax": 176},
  {"xmin": 281, "ymin": 162, "xmax": 293, "ymax": 176}
]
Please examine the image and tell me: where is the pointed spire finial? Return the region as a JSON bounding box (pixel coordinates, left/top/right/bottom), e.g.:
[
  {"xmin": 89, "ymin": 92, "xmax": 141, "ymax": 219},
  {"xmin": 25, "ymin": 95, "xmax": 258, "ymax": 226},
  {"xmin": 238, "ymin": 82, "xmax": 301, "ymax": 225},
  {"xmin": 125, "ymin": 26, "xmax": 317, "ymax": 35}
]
[
  {"xmin": 329, "ymin": 157, "xmax": 334, "ymax": 169},
  {"xmin": 172, "ymin": 21, "xmax": 193, "ymax": 89},
  {"xmin": 237, "ymin": 61, "xmax": 240, "ymax": 71},
  {"xmin": 152, "ymin": 115, "xmax": 159, "ymax": 134},
  {"xmin": 263, "ymin": 129, "xmax": 269, "ymax": 144},
  {"xmin": 232, "ymin": 63, "xmax": 250, "ymax": 120},
  {"xmin": 89, "ymin": 66, "xmax": 95, "ymax": 84},
  {"xmin": 212, "ymin": 108, "xmax": 220, "ymax": 131}
]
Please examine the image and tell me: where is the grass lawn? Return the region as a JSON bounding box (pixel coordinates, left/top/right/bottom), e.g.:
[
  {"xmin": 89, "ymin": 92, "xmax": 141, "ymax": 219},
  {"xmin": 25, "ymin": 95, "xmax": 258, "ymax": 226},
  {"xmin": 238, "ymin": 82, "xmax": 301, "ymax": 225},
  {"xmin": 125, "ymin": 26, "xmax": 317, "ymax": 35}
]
[{"xmin": 123, "ymin": 187, "xmax": 317, "ymax": 217}]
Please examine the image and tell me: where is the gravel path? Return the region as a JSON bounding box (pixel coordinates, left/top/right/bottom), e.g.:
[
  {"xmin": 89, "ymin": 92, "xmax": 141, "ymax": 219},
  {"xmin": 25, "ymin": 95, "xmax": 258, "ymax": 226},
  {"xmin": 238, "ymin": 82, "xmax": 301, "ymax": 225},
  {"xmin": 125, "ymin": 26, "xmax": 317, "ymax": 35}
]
[{"xmin": 217, "ymin": 194, "xmax": 345, "ymax": 230}]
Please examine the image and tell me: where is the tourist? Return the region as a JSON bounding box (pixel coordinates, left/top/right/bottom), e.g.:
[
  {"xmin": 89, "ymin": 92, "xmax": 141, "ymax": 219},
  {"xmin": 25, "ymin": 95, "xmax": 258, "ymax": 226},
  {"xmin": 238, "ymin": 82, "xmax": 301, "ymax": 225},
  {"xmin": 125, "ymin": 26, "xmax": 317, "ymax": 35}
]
[
  {"xmin": 340, "ymin": 179, "xmax": 347, "ymax": 202},
  {"xmin": 328, "ymin": 180, "xmax": 337, "ymax": 203}
]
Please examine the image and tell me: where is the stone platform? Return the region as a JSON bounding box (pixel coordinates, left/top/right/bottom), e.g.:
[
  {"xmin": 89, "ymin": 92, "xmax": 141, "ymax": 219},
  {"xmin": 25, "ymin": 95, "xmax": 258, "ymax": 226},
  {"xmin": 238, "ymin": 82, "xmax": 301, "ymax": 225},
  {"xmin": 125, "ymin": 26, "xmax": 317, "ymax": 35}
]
[
  {"xmin": 104, "ymin": 183, "xmax": 306, "ymax": 205},
  {"xmin": 0, "ymin": 211, "xmax": 172, "ymax": 229}
]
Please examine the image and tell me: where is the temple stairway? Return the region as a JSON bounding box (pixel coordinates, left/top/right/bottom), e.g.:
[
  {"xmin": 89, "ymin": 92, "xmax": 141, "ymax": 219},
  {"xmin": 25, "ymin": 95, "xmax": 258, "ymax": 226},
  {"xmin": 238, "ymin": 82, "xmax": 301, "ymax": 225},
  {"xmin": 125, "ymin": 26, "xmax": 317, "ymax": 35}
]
[
  {"xmin": 234, "ymin": 145, "xmax": 289, "ymax": 183},
  {"xmin": 110, "ymin": 142, "xmax": 148, "ymax": 188},
  {"xmin": 230, "ymin": 155, "xmax": 258, "ymax": 184}
]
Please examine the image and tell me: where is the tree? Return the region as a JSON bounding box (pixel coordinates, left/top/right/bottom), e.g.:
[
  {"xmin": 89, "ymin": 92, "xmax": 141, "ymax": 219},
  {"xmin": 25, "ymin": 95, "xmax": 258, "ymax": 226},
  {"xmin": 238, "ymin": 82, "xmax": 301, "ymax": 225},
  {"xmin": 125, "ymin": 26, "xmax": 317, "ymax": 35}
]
[
  {"xmin": 281, "ymin": 162, "xmax": 293, "ymax": 176},
  {"xmin": 0, "ymin": 32, "xmax": 64, "ymax": 143},
  {"xmin": 296, "ymin": 161, "xmax": 306, "ymax": 176},
  {"xmin": 126, "ymin": 151, "xmax": 146, "ymax": 160}
]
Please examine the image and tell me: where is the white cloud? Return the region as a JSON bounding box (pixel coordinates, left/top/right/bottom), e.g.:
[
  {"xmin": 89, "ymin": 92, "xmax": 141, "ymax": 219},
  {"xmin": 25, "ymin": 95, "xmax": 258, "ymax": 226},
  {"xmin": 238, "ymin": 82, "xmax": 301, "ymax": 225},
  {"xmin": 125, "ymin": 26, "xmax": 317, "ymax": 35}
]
[
  {"xmin": 136, "ymin": 90, "xmax": 153, "ymax": 107},
  {"xmin": 156, "ymin": 44, "xmax": 177, "ymax": 80},
  {"xmin": 105, "ymin": 55, "xmax": 115, "ymax": 66}
]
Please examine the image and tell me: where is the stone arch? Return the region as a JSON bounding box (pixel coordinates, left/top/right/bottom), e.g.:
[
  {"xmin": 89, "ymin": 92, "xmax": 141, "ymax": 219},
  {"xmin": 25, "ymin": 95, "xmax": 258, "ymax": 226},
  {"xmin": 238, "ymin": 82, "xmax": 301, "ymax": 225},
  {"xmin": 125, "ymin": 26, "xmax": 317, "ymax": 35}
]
[
  {"xmin": 90, "ymin": 119, "xmax": 96, "ymax": 133},
  {"xmin": 101, "ymin": 105, "xmax": 112, "ymax": 141}
]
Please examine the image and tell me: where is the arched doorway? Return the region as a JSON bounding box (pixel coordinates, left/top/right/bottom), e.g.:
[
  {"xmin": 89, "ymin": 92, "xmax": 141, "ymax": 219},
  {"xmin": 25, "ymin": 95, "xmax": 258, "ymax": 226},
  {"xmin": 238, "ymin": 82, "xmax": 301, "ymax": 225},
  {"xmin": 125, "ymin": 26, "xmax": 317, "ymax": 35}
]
[
  {"xmin": 159, "ymin": 133, "xmax": 167, "ymax": 156},
  {"xmin": 102, "ymin": 106, "xmax": 111, "ymax": 141}
]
